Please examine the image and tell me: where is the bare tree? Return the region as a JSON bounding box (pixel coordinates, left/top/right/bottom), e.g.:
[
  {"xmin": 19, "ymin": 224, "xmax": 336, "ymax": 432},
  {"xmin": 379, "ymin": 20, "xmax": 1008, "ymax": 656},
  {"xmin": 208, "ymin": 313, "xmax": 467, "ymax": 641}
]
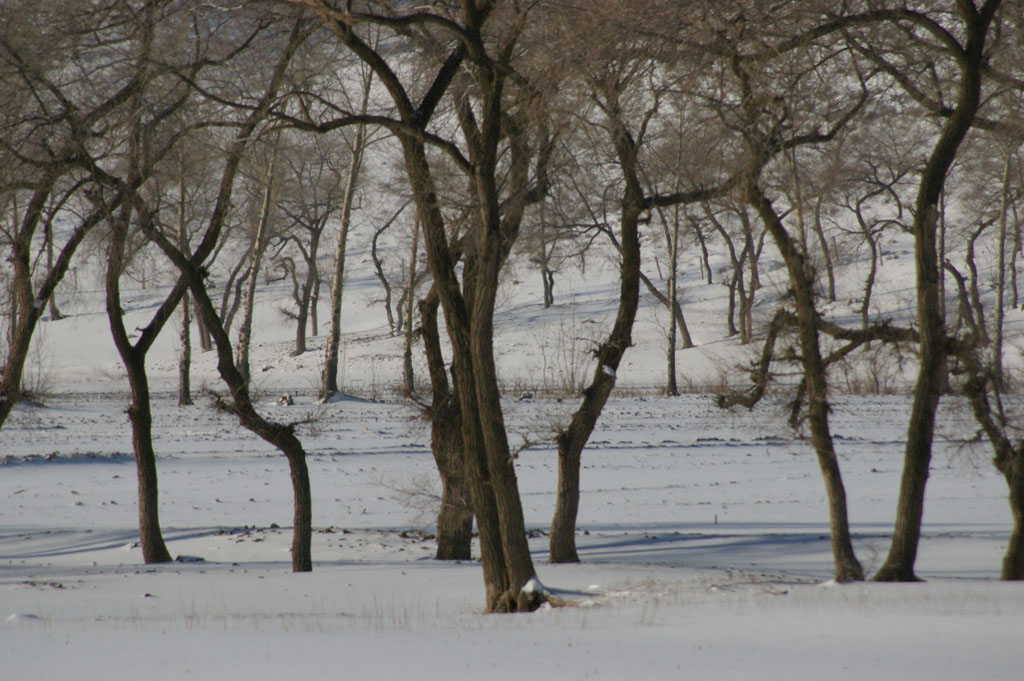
[
  {"xmin": 697, "ymin": 1, "xmax": 900, "ymax": 582},
  {"xmin": 545, "ymin": 0, "xmax": 736, "ymax": 563},
  {"xmin": 293, "ymin": 0, "xmax": 559, "ymax": 611},
  {"xmin": 851, "ymin": 0, "xmax": 1005, "ymax": 582},
  {"xmin": 237, "ymin": 136, "xmax": 281, "ymax": 384},
  {"xmin": 320, "ymin": 62, "xmax": 375, "ymax": 399},
  {"xmin": 702, "ymin": 200, "xmax": 765, "ymax": 344},
  {"xmin": 272, "ymin": 134, "xmax": 341, "ymax": 356},
  {"xmin": 94, "ymin": 0, "xmax": 211, "ymax": 564},
  {"xmin": 80, "ymin": 1, "xmax": 297, "ymax": 563},
  {"xmin": 136, "ymin": 12, "xmax": 317, "ymax": 572},
  {"xmin": 0, "ymin": 1, "xmax": 143, "ymax": 427}
]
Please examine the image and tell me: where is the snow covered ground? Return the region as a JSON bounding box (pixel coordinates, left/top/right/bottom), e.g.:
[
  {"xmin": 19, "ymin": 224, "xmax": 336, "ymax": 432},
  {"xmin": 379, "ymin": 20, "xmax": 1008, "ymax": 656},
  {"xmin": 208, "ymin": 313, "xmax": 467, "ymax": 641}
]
[
  {"xmin": 2, "ymin": 224, "xmax": 1023, "ymax": 679},
  {"xmin": 2, "ymin": 389, "xmax": 1020, "ymax": 680}
]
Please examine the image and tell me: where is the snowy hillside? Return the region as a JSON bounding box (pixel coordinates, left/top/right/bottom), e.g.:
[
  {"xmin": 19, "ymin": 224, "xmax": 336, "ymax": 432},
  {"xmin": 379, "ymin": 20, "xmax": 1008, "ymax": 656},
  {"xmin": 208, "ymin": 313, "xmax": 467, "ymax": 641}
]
[
  {"xmin": 3, "ymin": 213, "xmax": 1023, "ymax": 679},
  {"xmin": 4, "ymin": 1, "xmax": 1024, "ymax": 678}
]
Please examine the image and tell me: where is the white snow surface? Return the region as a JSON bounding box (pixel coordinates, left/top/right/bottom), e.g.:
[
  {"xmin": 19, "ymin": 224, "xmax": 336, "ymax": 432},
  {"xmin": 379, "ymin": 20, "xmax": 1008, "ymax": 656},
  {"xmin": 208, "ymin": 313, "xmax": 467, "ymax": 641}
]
[{"xmin": 2, "ymin": 225, "xmax": 1023, "ymax": 680}]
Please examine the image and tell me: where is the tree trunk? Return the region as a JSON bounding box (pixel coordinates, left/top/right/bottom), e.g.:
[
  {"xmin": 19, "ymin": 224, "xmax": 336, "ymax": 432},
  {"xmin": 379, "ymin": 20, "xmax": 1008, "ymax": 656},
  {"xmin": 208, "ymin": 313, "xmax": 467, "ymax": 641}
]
[
  {"xmin": 1004, "ymin": 459, "xmax": 1024, "ymax": 580},
  {"xmin": 321, "ymin": 80, "xmax": 370, "ymax": 399},
  {"xmin": 194, "ymin": 276, "xmax": 314, "ymax": 572},
  {"xmin": 467, "ymin": 144, "xmax": 542, "ymax": 610},
  {"xmin": 178, "ymin": 295, "xmax": 193, "ymax": 406},
  {"xmin": 195, "ymin": 293, "xmax": 214, "ymax": 352},
  {"xmin": 219, "ymin": 256, "xmax": 250, "ymax": 336},
  {"xmin": 638, "ymin": 270, "xmax": 693, "ymax": 348},
  {"xmin": 542, "ymin": 266, "xmax": 555, "ymax": 309},
  {"xmin": 812, "ymin": 197, "xmax": 837, "ymax": 302},
  {"xmin": 398, "ymin": 136, "xmax": 511, "ymax": 609},
  {"xmin": 858, "ymin": 214, "xmax": 879, "ymax": 336},
  {"xmin": 694, "ymin": 220, "xmax": 712, "ymax": 285},
  {"xmin": 550, "ymin": 101, "xmax": 644, "ymax": 564},
  {"xmin": 666, "ymin": 216, "xmax": 680, "ymax": 396},
  {"xmin": 125, "ymin": 354, "xmax": 174, "ymax": 563},
  {"xmin": 105, "ymin": 204, "xmax": 180, "ymax": 564},
  {"xmin": 1012, "ymin": 189, "xmax": 1021, "ymax": 309},
  {"xmin": 310, "ymin": 272, "xmax": 320, "ymax": 336},
  {"xmin": 550, "ymin": 431, "xmax": 583, "ymax": 563},
  {"xmin": 419, "ymin": 290, "xmax": 474, "ymax": 559},
  {"xmin": 300, "ymin": 225, "xmax": 322, "ymax": 352},
  {"xmin": 237, "ymin": 143, "xmax": 279, "ymax": 385},
  {"xmin": 750, "ymin": 182, "xmax": 863, "ymax": 582},
  {"xmin": 875, "ymin": 3, "xmax": 997, "ymax": 581},
  {"xmin": 994, "ymin": 149, "xmax": 1014, "ymax": 389},
  {"xmin": 177, "ymin": 176, "xmax": 193, "ymax": 407},
  {"xmin": 539, "ymin": 204, "xmax": 556, "ymax": 308},
  {"xmin": 43, "ymin": 215, "xmax": 65, "ymax": 322},
  {"xmin": 403, "ymin": 217, "xmax": 420, "ymax": 396},
  {"xmin": 433, "ymin": 400, "xmax": 474, "ymax": 560}
]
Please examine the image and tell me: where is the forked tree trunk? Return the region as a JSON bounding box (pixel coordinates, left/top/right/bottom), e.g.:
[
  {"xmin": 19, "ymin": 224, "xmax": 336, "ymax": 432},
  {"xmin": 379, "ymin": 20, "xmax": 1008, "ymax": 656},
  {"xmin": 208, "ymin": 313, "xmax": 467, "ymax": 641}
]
[
  {"xmin": 105, "ymin": 205, "xmax": 183, "ymax": 564},
  {"xmin": 951, "ymin": 282, "xmax": 1023, "ymax": 581},
  {"xmin": 542, "ymin": 266, "xmax": 555, "ymax": 308},
  {"xmin": 315, "ymin": 5, "xmax": 545, "ymax": 611},
  {"xmin": 404, "ymin": 134, "xmax": 540, "ymax": 611},
  {"xmin": 292, "ymin": 223, "xmax": 322, "ymax": 356},
  {"xmin": 467, "ymin": 163, "xmax": 543, "ymax": 611},
  {"xmin": 132, "ymin": 18, "xmax": 313, "ymax": 570},
  {"xmin": 539, "ymin": 205, "xmax": 556, "ymax": 308},
  {"xmin": 419, "ymin": 291, "xmax": 473, "ymax": 560},
  {"xmin": 960, "ymin": 347, "xmax": 1024, "ymax": 580}
]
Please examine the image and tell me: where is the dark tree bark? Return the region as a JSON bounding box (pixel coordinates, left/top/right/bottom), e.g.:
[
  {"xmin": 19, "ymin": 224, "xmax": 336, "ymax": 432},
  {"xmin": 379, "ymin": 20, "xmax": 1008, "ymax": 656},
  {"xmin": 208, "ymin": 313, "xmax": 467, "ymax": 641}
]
[
  {"xmin": 419, "ymin": 289, "xmax": 473, "ymax": 560},
  {"xmin": 178, "ymin": 293, "xmax": 193, "ymax": 406},
  {"xmin": 550, "ymin": 90, "xmax": 644, "ymax": 563},
  {"xmin": 132, "ymin": 15, "xmax": 313, "ymax": 571},
  {"xmin": 143, "ymin": 186, "xmax": 316, "ymax": 574},
  {"xmin": 602, "ymin": 224, "xmax": 694, "ymax": 348},
  {"xmin": 957, "ymin": 330, "xmax": 1024, "ymax": 580},
  {"xmin": 177, "ymin": 160, "xmax": 194, "ymax": 406},
  {"xmin": 549, "ymin": 69, "xmax": 729, "ymax": 561},
  {"xmin": 0, "ymin": 183, "xmax": 102, "ymax": 427},
  {"xmin": 369, "ymin": 205, "xmax": 408, "ymax": 336},
  {"xmin": 747, "ymin": 183, "xmax": 863, "ymax": 582},
  {"xmin": 195, "ymin": 279, "xmax": 314, "ymax": 572},
  {"xmin": 300, "ymin": 0, "xmax": 548, "ymax": 610},
  {"xmin": 874, "ymin": 0, "xmax": 1001, "ymax": 582},
  {"xmin": 105, "ymin": 204, "xmax": 181, "ymax": 564}
]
